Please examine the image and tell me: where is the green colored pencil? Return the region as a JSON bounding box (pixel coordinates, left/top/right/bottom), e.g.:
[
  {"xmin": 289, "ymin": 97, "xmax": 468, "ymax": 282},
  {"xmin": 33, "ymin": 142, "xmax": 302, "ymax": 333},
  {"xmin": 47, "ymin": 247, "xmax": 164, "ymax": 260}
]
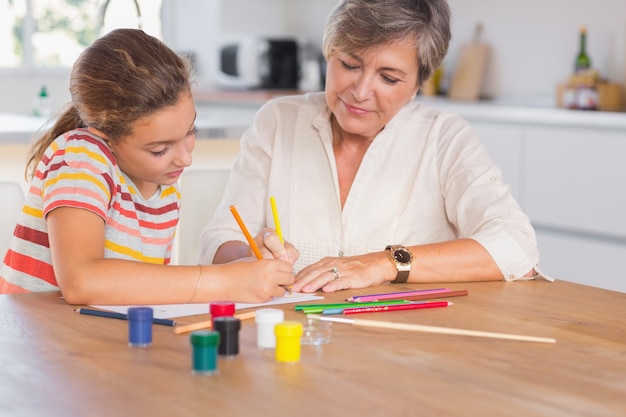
[{"xmin": 295, "ymin": 300, "xmax": 411, "ymax": 314}]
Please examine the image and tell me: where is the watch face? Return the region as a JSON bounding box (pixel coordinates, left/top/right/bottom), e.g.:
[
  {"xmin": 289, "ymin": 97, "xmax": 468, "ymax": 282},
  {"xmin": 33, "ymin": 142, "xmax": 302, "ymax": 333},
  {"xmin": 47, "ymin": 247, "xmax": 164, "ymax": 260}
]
[{"xmin": 393, "ymin": 248, "xmax": 412, "ymax": 264}]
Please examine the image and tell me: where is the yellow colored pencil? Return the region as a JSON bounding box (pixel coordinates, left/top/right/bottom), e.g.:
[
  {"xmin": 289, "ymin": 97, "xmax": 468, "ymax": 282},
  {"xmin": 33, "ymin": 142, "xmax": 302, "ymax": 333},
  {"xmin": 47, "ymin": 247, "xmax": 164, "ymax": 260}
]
[
  {"xmin": 229, "ymin": 205, "xmax": 263, "ymax": 259},
  {"xmin": 269, "ymin": 196, "xmax": 284, "ymax": 244}
]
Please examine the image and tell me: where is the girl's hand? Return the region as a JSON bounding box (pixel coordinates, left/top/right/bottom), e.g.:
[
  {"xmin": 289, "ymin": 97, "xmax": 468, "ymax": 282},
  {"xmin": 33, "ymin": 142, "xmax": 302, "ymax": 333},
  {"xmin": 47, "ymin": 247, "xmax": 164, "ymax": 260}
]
[{"xmin": 216, "ymin": 258, "xmax": 296, "ymax": 303}]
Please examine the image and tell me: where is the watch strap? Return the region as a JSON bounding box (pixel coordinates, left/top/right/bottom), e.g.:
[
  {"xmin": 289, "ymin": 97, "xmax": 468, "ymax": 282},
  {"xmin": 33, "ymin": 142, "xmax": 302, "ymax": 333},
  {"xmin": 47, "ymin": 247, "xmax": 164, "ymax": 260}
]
[{"xmin": 391, "ymin": 269, "xmax": 410, "ymax": 284}]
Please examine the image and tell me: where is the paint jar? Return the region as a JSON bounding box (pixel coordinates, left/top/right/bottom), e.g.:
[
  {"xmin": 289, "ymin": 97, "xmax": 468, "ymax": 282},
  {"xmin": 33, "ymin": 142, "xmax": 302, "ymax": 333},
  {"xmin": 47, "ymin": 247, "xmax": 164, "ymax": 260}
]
[
  {"xmin": 190, "ymin": 330, "xmax": 220, "ymax": 374},
  {"xmin": 255, "ymin": 308, "xmax": 285, "ymax": 349},
  {"xmin": 301, "ymin": 318, "xmax": 332, "ymax": 346},
  {"xmin": 274, "ymin": 321, "xmax": 303, "ymax": 363},
  {"xmin": 128, "ymin": 306, "xmax": 153, "ymax": 347},
  {"xmin": 209, "ymin": 301, "xmax": 235, "ymax": 328},
  {"xmin": 213, "ymin": 316, "xmax": 241, "ymax": 357}
]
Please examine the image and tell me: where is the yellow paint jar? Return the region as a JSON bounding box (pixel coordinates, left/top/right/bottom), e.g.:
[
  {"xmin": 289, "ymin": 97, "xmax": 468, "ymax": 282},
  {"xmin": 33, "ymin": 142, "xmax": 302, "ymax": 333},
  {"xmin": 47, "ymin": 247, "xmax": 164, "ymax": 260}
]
[{"xmin": 274, "ymin": 321, "xmax": 303, "ymax": 363}]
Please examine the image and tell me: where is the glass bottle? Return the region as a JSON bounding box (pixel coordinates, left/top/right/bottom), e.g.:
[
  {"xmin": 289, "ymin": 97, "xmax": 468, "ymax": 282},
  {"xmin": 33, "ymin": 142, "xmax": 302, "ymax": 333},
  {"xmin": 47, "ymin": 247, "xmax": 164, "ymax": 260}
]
[{"xmin": 574, "ymin": 25, "xmax": 591, "ymax": 73}]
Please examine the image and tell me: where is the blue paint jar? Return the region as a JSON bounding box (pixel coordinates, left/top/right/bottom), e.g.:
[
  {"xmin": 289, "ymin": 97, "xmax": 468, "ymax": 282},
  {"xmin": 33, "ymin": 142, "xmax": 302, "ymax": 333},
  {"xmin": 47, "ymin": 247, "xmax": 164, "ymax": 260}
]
[{"xmin": 128, "ymin": 307, "xmax": 153, "ymax": 347}]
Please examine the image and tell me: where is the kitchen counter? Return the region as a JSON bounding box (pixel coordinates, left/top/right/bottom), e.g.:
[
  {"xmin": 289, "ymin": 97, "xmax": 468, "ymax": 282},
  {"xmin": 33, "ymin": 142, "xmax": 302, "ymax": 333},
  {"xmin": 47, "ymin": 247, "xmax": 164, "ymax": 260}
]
[
  {"xmin": 0, "ymin": 113, "xmax": 54, "ymax": 144},
  {"xmin": 416, "ymin": 96, "xmax": 626, "ymax": 130},
  {"xmin": 3, "ymin": 92, "xmax": 626, "ymax": 144},
  {"xmin": 0, "ymin": 104, "xmax": 259, "ymax": 144}
]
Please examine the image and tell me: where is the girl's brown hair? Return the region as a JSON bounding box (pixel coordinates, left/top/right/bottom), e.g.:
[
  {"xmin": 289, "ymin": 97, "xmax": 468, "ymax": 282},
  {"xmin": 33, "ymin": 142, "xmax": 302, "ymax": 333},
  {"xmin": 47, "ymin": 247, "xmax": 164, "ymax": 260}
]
[{"xmin": 26, "ymin": 28, "xmax": 193, "ymax": 178}]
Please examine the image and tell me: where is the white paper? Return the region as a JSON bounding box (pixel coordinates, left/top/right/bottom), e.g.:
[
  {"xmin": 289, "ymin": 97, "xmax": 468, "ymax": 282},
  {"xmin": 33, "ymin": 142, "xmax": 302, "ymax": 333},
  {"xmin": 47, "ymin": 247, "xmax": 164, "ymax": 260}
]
[{"xmin": 93, "ymin": 292, "xmax": 323, "ymax": 319}]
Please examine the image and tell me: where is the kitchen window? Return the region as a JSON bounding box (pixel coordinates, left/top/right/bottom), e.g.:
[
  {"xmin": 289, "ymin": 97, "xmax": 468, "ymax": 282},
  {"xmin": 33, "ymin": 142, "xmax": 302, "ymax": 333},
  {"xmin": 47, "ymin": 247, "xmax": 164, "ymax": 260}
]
[{"xmin": 0, "ymin": 0, "xmax": 162, "ymax": 71}]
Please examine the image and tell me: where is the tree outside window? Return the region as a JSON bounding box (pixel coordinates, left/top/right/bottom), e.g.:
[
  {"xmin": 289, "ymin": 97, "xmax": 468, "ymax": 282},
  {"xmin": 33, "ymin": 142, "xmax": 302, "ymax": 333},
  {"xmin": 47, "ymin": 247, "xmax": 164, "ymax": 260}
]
[{"xmin": 0, "ymin": 0, "xmax": 162, "ymax": 69}]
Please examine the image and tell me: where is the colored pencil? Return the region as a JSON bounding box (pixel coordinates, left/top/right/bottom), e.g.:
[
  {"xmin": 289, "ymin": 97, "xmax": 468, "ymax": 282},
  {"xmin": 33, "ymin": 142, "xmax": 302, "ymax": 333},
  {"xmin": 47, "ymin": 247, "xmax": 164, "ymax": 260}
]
[
  {"xmin": 269, "ymin": 196, "xmax": 284, "ymax": 244},
  {"xmin": 173, "ymin": 311, "xmax": 257, "ymax": 335},
  {"xmin": 295, "ymin": 300, "xmax": 412, "ymax": 313},
  {"xmin": 347, "ymin": 288, "xmax": 454, "ymax": 303},
  {"xmin": 306, "ymin": 314, "xmax": 556, "ymax": 344},
  {"xmin": 74, "ymin": 308, "xmax": 176, "ymax": 327},
  {"xmin": 329, "ymin": 301, "xmax": 452, "ymax": 315},
  {"xmin": 229, "ymin": 205, "xmax": 263, "ymax": 259},
  {"xmin": 393, "ymin": 289, "xmax": 469, "ymax": 302}
]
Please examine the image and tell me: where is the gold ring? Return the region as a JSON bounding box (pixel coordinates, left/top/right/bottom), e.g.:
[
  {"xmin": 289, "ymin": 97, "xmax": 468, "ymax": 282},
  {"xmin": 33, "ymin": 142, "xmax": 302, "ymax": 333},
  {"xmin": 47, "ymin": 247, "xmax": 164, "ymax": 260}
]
[{"xmin": 329, "ymin": 267, "xmax": 339, "ymax": 280}]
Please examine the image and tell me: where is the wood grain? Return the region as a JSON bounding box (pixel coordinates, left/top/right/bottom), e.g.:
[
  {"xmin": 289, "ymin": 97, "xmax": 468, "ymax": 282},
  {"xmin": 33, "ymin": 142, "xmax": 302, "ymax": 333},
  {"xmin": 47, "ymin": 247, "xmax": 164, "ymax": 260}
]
[{"xmin": 1, "ymin": 280, "xmax": 625, "ymax": 416}]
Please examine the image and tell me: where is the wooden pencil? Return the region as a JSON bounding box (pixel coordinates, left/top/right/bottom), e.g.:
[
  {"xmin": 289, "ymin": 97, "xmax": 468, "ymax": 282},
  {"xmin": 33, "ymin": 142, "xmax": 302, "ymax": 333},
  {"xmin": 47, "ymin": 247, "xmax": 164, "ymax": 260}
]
[
  {"xmin": 174, "ymin": 311, "xmax": 256, "ymax": 335},
  {"xmin": 229, "ymin": 205, "xmax": 263, "ymax": 259},
  {"xmin": 306, "ymin": 314, "xmax": 556, "ymax": 344}
]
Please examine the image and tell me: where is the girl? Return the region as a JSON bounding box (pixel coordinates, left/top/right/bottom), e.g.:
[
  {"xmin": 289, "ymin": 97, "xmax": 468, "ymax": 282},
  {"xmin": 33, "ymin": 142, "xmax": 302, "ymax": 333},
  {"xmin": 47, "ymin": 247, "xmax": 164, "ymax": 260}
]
[{"xmin": 0, "ymin": 29, "xmax": 294, "ymax": 304}]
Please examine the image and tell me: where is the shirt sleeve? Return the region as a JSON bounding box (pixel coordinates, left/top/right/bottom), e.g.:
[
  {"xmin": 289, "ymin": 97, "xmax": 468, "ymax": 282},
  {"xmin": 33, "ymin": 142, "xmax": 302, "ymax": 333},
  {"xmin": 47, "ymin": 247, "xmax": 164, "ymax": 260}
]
[
  {"xmin": 435, "ymin": 115, "xmax": 551, "ymax": 281},
  {"xmin": 41, "ymin": 134, "xmax": 115, "ymax": 221}
]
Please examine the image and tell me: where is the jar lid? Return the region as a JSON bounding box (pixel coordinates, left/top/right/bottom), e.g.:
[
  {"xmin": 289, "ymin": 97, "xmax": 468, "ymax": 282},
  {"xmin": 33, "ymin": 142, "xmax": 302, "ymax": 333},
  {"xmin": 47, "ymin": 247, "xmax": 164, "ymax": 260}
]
[
  {"xmin": 190, "ymin": 330, "xmax": 220, "ymax": 347},
  {"xmin": 210, "ymin": 301, "xmax": 235, "ymax": 316},
  {"xmin": 213, "ymin": 316, "xmax": 241, "ymax": 332},
  {"xmin": 127, "ymin": 306, "xmax": 153, "ymax": 321},
  {"xmin": 255, "ymin": 308, "xmax": 285, "ymax": 324},
  {"xmin": 274, "ymin": 321, "xmax": 303, "ymax": 337}
]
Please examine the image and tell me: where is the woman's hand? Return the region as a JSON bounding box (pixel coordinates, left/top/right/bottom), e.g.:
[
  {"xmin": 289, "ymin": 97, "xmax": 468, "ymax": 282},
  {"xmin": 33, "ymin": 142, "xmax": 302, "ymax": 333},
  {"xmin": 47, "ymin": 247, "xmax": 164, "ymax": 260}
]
[
  {"xmin": 252, "ymin": 228, "xmax": 300, "ymax": 266},
  {"xmin": 291, "ymin": 252, "xmax": 391, "ymax": 293}
]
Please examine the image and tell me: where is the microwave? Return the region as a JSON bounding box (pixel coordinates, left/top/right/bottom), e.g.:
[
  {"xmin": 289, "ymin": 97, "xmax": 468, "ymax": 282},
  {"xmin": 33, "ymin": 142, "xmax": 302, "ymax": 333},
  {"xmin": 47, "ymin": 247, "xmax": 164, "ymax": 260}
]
[{"xmin": 216, "ymin": 36, "xmax": 300, "ymax": 89}]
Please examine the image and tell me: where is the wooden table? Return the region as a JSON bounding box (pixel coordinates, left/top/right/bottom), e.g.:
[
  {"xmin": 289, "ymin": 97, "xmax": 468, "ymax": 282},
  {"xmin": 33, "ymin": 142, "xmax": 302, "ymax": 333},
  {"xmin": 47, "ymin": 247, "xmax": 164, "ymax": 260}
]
[{"xmin": 1, "ymin": 280, "xmax": 625, "ymax": 416}]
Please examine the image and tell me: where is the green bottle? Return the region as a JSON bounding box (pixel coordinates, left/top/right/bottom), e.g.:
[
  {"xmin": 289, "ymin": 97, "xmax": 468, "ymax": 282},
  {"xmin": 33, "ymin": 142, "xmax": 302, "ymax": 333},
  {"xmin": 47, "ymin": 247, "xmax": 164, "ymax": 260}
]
[{"xmin": 574, "ymin": 25, "xmax": 591, "ymax": 73}]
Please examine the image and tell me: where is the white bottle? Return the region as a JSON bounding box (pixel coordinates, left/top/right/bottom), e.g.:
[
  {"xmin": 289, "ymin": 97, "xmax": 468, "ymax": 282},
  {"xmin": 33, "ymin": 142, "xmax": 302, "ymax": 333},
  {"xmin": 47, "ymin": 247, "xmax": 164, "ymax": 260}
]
[{"xmin": 33, "ymin": 85, "xmax": 51, "ymax": 118}]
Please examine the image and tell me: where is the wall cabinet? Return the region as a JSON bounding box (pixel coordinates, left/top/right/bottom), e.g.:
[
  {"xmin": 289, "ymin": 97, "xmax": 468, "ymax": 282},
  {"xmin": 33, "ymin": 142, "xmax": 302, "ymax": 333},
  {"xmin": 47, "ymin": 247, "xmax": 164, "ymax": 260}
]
[
  {"xmin": 524, "ymin": 126, "xmax": 626, "ymax": 238},
  {"xmin": 467, "ymin": 117, "xmax": 626, "ymax": 293}
]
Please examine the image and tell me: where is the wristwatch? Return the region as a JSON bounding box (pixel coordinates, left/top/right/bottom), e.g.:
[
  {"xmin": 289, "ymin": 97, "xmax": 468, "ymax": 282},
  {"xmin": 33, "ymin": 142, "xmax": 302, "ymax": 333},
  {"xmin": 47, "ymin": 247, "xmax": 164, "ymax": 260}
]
[{"xmin": 385, "ymin": 245, "xmax": 413, "ymax": 283}]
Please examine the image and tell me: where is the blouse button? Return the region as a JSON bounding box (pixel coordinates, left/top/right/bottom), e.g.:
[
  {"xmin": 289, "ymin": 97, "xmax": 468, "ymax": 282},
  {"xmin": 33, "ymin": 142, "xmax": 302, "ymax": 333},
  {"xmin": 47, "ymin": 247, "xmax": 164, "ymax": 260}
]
[{"xmin": 338, "ymin": 251, "xmax": 344, "ymax": 257}]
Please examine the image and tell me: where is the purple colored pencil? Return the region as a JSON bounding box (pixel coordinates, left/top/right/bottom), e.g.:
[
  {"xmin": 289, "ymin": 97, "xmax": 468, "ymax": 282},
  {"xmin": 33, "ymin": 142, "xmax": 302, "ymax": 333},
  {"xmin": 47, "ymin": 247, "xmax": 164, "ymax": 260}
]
[{"xmin": 347, "ymin": 288, "xmax": 452, "ymax": 303}]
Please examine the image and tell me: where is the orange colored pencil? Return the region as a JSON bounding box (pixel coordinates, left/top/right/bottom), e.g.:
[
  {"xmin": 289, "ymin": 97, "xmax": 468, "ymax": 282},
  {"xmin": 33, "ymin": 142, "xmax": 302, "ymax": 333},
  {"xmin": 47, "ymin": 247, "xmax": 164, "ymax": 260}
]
[
  {"xmin": 174, "ymin": 311, "xmax": 256, "ymax": 335},
  {"xmin": 229, "ymin": 205, "xmax": 263, "ymax": 259}
]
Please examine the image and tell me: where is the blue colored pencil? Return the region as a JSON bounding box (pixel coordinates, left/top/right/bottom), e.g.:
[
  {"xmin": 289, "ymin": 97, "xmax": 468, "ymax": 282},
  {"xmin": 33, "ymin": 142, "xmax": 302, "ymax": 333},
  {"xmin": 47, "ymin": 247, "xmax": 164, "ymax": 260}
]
[{"xmin": 74, "ymin": 308, "xmax": 176, "ymax": 326}]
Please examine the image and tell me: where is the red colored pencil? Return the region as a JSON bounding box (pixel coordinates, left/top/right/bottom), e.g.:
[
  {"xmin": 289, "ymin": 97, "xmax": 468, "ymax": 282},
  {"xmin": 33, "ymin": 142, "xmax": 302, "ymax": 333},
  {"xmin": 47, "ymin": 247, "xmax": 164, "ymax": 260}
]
[{"xmin": 341, "ymin": 301, "xmax": 452, "ymax": 315}]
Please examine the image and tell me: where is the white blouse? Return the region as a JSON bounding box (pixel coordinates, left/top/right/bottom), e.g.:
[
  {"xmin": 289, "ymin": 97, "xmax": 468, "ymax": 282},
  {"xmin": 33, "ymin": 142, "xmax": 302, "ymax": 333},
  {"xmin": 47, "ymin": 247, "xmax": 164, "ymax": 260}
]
[{"xmin": 199, "ymin": 92, "xmax": 549, "ymax": 282}]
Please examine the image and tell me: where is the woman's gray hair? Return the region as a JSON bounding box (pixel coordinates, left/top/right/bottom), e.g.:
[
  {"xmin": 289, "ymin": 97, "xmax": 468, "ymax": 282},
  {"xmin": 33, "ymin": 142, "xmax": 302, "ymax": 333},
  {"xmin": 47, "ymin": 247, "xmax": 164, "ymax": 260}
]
[{"xmin": 322, "ymin": 0, "xmax": 451, "ymax": 85}]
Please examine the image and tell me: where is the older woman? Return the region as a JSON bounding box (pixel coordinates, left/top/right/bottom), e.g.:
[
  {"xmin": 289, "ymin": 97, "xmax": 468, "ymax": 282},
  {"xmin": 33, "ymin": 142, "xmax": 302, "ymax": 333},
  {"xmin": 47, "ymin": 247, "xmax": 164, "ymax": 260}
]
[{"xmin": 199, "ymin": 0, "xmax": 550, "ymax": 293}]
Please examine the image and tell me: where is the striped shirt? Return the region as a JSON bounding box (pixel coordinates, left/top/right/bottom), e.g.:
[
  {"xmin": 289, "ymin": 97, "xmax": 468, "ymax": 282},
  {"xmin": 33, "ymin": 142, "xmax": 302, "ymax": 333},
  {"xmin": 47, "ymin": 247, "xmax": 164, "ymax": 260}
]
[{"xmin": 0, "ymin": 129, "xmax": 180, "ymax": 293}]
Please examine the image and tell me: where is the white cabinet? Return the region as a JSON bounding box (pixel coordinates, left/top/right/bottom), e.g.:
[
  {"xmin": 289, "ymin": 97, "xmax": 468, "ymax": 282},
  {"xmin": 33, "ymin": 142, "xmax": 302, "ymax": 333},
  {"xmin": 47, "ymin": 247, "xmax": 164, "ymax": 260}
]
[
  {"xmin": 468, "ymin": 119, "xmax": 626, "ymax": 293},
  {"xmin": 523, "ymin": 126, "xmax": 626, "ymax": 237},
  {"xmin": 536, "ymin": 230, "xmax": 626, "ymax": 293},
  {"xmin": 521, "ymin": 126, "xmax": 626, "ymax": 292}
]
